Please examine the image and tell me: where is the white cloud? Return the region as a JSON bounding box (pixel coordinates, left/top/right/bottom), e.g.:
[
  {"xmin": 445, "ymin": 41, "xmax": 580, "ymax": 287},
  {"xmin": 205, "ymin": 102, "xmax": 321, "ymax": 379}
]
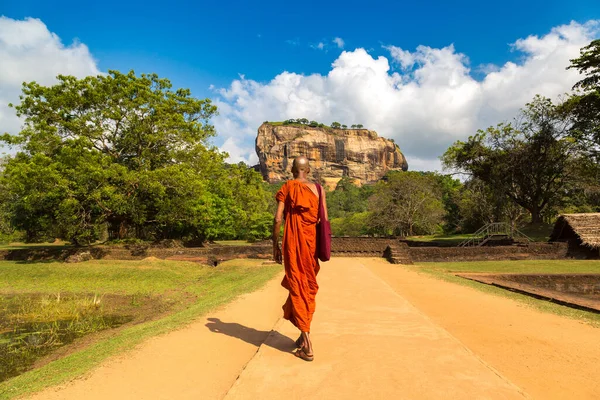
[
  {"xmin": 311, "ymin": 42, "xmax": 325, "ymax": 51},
  {"xmin": 0, "ymin": 17, "xmax": 100, "ymax": 146},
  {"xmin": 333, "ymin": 37, "xmax": 345, "ymax": 49},
  {"xmin": 385, "ymin": 45, "xmax": 414, "ymax": 69},
  {"xmin": 213, "ymin": 20, "xmax": 600, "ymax": 170}
]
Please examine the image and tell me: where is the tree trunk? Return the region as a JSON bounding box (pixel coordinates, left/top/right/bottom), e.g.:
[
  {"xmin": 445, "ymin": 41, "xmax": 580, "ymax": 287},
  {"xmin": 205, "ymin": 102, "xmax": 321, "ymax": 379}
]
[
  {"xmin": 118, "ymin": 221, "xmax": 128, "ymax": 239},
  {"xmin": 529, "ymin": 205, "xmax": 542, "ymax": 224}
]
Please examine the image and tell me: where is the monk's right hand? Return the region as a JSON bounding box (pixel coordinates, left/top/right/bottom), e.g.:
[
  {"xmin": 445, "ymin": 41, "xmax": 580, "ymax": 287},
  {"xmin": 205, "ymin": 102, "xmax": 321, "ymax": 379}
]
[{"xmin": 273, "ymin": 245, "xmax": 282, "ymax": 264}]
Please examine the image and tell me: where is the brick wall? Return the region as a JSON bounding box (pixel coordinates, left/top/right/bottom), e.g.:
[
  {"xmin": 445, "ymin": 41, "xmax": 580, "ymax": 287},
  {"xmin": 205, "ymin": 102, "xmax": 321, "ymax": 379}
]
[
  {"xmin": 0, "ymin": 240, "xmax": 569, "ymax": 264},
  {"xmin": 409, "ymin": 242, "xmax": 568, "ymax": 263},
  {"xmin": 331, "ymin": 237, "xmax": 396, "ymax": 255}
]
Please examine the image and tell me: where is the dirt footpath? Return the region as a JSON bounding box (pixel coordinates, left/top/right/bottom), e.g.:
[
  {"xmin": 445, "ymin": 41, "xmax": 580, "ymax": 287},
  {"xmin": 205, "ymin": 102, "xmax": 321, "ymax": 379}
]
[
  {"xmin": 27, "ymin": 276, "xmax": 288, "ymax": 400},
  {"xmin": 365, "ymin": 258, "xmax": 600, "ymax": 400},
  {"xmin": 224, "ymin": 258, "xmax": 525, "ymax": 400},
  {"xmin": 26, "ymin": 258, "xmax": 599, "ymax": 400}
]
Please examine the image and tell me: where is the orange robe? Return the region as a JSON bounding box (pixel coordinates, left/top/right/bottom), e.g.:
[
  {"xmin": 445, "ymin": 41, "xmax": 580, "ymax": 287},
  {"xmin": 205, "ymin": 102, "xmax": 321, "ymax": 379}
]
[{"xmin": 276, "ymin": 180, "xmax": 320, "ymax": 332}]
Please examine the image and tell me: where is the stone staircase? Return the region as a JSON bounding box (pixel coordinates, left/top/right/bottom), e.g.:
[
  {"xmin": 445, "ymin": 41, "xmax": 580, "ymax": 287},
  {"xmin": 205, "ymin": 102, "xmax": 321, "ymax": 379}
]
[{"xmin": 384, "ymin": 242, "xmax": 413, "ymax": 265}]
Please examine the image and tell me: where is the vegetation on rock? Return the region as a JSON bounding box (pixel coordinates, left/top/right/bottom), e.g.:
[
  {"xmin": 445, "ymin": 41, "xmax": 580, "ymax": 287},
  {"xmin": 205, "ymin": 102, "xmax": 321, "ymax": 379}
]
[{"xmin": 270, "ymin": 119, "xmax": 366, "ymax": 129}]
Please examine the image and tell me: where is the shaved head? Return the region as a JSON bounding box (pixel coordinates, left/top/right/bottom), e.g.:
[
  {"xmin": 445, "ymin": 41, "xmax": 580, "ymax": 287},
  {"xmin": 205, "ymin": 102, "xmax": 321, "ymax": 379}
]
[{"xmin": 292, "ymin": 156, "xmax": 310, "ymax": 178}]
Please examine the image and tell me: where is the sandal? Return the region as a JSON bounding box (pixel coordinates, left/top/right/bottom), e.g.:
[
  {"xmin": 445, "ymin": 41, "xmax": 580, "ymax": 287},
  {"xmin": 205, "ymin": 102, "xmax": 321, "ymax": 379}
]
[{"xmin": 295, "ymin": 347, "xmax": 314, "ymax": 362}]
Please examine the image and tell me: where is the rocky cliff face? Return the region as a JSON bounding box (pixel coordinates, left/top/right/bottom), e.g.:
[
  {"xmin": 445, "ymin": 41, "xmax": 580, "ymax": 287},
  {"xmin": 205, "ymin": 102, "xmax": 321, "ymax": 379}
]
[{"xmin": 255, "ymin": 123, "xmax": 408, "ymax": 185}]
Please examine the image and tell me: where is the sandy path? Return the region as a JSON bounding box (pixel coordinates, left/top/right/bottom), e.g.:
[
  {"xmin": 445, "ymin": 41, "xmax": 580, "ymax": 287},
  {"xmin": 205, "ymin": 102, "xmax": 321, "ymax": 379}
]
[
  {"xmin": 28, "ymin": 276, "xmax": 287, "ymax": 400},
  {"xmin": 224, "ymin": 258, "xmax": 525, "ymax": 399},
  {"xmin": 26, "ymin": 257, "xmax": 599, "ymax": 399},
  {"xmin": 365, "ymin": 259, "xmax": 600, "ymax": 400}
]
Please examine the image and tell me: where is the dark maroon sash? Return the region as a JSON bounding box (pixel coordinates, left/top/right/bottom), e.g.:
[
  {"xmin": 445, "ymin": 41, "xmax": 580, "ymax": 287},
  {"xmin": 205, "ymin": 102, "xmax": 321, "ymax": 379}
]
[{"xmin": 315, "ymin": 183, "xmax": 331, "ymax": 261}]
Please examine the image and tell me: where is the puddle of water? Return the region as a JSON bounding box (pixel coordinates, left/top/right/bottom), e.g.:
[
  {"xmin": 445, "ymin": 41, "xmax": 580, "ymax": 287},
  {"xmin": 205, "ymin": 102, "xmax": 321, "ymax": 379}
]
[{"xmin": 0, "ymin": 296, "xmax": 133, "ymax": 383}]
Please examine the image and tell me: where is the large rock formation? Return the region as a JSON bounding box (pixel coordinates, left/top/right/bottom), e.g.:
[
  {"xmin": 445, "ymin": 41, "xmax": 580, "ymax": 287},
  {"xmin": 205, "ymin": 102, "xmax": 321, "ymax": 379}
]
[{"xmin": 255, "ymin": 123, "xmax": 408, "ymax": 185}]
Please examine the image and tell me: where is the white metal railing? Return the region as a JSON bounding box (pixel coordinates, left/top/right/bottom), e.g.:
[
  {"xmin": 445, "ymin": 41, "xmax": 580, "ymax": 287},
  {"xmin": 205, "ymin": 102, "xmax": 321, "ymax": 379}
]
[{"xmin": 458, "ymin": 222, "xmax": 532, "ymax": 247}]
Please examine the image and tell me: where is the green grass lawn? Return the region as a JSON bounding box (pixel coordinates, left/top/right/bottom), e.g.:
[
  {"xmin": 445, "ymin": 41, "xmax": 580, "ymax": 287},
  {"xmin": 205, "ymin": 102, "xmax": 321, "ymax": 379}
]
[
  {"xmin": 405, "ymin": 234, "xmax": 474, "ymax": 246},
  {"xmin": 212, "ymin": 240, "xmax": 251, "ymax": 246},
  {"xmin": 0, "ymin": 258, "xmax": 280, "ymax": 399},
  {"xmin": 420, "ymin": 259, "xmax": 600, "ymax": 274},
  {"xmin": 412, "ymin": 260, "xmax": 600, "ymax": 327},
  {"xmin": 0, "ymin": 242, "xmax": 73, "ymax": 250}
]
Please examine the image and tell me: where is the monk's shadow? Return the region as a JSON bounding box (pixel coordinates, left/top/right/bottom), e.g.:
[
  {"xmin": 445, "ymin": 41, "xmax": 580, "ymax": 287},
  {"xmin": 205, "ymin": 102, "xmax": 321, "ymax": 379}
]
[{"xmin": 205, "ymin": 318, "xmax": 296, "ymax": 353}]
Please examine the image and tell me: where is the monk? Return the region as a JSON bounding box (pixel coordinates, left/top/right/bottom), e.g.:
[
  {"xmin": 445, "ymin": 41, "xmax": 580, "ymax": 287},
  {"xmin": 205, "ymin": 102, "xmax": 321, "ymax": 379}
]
[{"xmin": 272, "ymin": 156, "xmax": 328, "ymax": 362}]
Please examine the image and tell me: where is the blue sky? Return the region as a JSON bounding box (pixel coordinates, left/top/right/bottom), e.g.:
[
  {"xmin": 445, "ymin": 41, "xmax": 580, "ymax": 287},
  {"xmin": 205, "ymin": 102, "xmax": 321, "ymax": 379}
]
[
  {"xmin": 4, "ymin": 0, "xmax": 599, "ymax": 96},
  {"xmin": 1, "ymin": 1, "xmax": 600, "ymax": 169}
]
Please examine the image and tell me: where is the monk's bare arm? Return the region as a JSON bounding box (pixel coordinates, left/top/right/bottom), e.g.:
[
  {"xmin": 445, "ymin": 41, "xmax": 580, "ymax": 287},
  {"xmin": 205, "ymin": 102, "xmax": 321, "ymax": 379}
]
[{"xmin": 272, "ymin": 201, "xmax": 285, "ymax": 264}]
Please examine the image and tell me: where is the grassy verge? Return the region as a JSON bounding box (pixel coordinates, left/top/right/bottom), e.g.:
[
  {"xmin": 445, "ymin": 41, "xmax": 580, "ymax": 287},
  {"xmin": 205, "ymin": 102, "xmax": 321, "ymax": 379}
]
[
  {"xmin": 212, "ymin": 240, "xmax": 251, "ymax": 246},
  {"xmin": 0, "ymin": 259, "xmax": 280, "ymax": 399},
  {"xmin": 0, "ymin": 242, "xmax": 72, "ymax": 250},
  {"xmin": 420, "ymin": 259, "xmax": 600, "ymax": 274},
  {"xmin": 411, "ymin": 260, "xmax": 600, "ymax": 327},
  {"xmin": 405, "ymin": 234, "xmax": 474, "ymax": 246}
]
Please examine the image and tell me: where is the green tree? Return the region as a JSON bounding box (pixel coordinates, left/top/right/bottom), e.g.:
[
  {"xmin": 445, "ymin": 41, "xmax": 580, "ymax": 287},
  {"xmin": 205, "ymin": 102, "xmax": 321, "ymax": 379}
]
[
  {"xmin": 331, "ymin": 121, "xmax": 341, "ymax": 129},
  {"xmin": 0, "ymin": 70, "xmax": 241, "ymax": 245},
  {"xmin": 443, "ymin": 96, "xmax": 579, "ymax": 224},
  {"xmin": 331, "ymin": 212, "xmax": 373, "ymax": 237},
  {"xmin": 454, "ymin": 178, "xmax": 527, "ymax": 232},
  {"xmin": 0, "ymin": 159, "xmax": 22, "ymax": 243},
  {"xmin": 563, "ymin": 39, "xmax": 600, "ymax": 161},
  {"xmin": 368, "ymin": 171, "xmax": 444, "ymax": 236},
  {"xmin": 356, "ymin": 124, "xmax": 364, "ymax": 129},
  {"xmin": 221, "ymin": 163, "xmax": 273, "ymax": 241},
  {"xmin": 434, "ymin": 174, "xmax": 462, "ymax": 233},
  {"xmin": 341, "ymin": 124, "xmax": 348, "ymax": 129},
  {"xmin": 327, "ymin": 177, "xmax": 373, "ymax": 219},
  {"xmin": 351, "ymin": 124, "xmax": 357, "ymax": 129}
]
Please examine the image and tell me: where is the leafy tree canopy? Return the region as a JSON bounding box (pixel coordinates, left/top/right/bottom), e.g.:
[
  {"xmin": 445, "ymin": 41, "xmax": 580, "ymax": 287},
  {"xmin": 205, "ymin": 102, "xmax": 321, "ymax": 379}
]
[
  {"xmin": 563, "ymin": 39, "xmax": 600, "ymax": 162},
  {"xmin": 443, "ymin": 95, "xmax": 580, "ymax": 224},
  {"xmin": 0, "ymin": 71, "xmax": 271, "ymax": 245},
  {"xmin": 368, "ymin": 171, "xmax": 444, "ymax": 236}
]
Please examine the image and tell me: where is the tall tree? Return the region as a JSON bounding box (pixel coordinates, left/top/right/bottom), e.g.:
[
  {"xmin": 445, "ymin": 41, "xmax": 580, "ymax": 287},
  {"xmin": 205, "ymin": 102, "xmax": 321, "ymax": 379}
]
[
  {"xmin": 0, "ymin": 158, "xmax": 20, "ymax": 243},
  {"xmin": 434, "ymin": 174, "xmax": 462, "ymax": 233},
  {"xmin": 0, "ymin": 71, "xmax": 270, "ymax": 245},
  {"xmin": 326, "ymin": 177, "xmax": 374, "ymax": 219},
  {"xmin": 443, "ymin": 96, "xmax": 579, "ymax": 224},
  {"xmin": 455, "ymin": 178, "xmax": 527, "ymax": 232},
  {"xmin": 368, "ymin": 171, "xmax": 444, "ymax": 236},
  {"xmin": 563, "ymin": 39, "xmax": 600, "ymax": 161}
]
